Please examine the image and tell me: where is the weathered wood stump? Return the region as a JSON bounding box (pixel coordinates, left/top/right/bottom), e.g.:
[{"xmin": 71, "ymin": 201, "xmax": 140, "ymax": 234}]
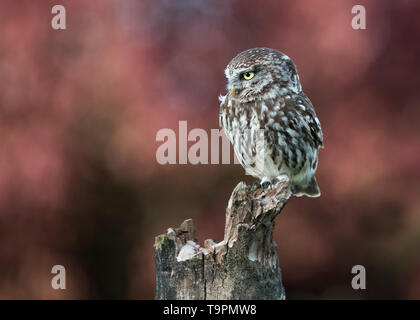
[{"xmin": 154, "ymin": 176, "xmax": 291, "ymax": 300}]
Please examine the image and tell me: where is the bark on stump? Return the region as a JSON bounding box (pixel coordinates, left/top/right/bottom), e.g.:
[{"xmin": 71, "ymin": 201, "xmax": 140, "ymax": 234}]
[{"xmin": 154, "ymin": 176, "xmax": 291, "ymax": 300}]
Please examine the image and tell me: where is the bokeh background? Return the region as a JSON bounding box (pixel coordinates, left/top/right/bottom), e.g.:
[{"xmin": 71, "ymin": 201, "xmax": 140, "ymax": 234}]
[{"xmin": 0, "ymin": 0, "xmax": 419, "ymax": 299}]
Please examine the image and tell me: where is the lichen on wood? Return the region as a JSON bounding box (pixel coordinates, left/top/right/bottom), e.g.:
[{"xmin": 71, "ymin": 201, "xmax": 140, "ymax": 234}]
[{"xmin": 154, "ymin": 176, "xmax": 291, "ymax": 300}]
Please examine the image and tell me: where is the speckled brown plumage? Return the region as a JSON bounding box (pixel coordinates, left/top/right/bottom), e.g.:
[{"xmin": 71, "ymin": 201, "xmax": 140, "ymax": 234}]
[{"xmin": 219, "ymin": 48, "xmax": 323, "ymax": 197}]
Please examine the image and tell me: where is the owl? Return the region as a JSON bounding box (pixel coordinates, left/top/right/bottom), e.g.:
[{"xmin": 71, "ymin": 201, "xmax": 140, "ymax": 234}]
[{"xmin": 219, "ymin": 48, "xmax": 323, "ymax": 197}]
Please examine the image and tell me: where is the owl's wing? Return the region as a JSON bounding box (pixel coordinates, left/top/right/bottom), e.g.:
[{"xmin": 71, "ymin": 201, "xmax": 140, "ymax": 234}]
[{"xmin": 295, "ymin": 92, "xmax": 324, "ymax": 149}]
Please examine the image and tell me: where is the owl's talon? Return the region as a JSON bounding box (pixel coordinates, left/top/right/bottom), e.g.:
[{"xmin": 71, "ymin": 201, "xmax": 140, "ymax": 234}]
[
  {"xmin": 251, "ymin": 181, "xmax": 261, "ymax": 190},
  {"xmin": 261, "ymin": 181, "xmax": 272, "ymax": 190}
]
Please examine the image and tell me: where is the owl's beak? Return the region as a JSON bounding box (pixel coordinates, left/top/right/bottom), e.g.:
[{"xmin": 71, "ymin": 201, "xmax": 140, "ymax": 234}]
[{"xmin": 231, "ymin": 86, "xmax": 237, "ymax": 97}]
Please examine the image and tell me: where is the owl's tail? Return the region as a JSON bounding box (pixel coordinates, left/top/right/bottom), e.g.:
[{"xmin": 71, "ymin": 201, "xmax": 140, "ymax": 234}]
[{"xmin": 293, "ymin": 176, "xmax": 321, "ymax": 198}]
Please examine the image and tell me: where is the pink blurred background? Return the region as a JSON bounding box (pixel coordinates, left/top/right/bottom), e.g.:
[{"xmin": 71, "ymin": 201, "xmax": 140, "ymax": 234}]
[{"xmin": 0, "ymin": 0, "xmax": 419, "ymax": 299}]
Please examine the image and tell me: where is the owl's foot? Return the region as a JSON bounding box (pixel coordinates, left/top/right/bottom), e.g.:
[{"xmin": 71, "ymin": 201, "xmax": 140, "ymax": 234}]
[
  {"xmin": 261, "ymin": 181, "xmax": 271, "ymax": 190},
  {"xmin": 261, "ymin": 178, "xmax": 279, "ymax": 190},
  {"xmin": 249, "ymin": 178, "xmax": 279, "ymax": 191},
  {"xmin": 250, "ymin": 181, "xmax": 261, "ymax": 190}
]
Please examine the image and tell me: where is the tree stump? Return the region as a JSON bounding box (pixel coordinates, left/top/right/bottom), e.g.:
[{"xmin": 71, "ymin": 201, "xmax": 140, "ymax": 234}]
[{"xmin": 154, "ymin": 176, "xmax": 292, "ymax": 300}]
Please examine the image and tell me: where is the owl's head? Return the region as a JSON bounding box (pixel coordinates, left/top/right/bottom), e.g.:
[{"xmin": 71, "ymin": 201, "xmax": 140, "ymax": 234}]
[{"xmin": 224, "ymin": 48, "xmax": 301, "ymax": 103}]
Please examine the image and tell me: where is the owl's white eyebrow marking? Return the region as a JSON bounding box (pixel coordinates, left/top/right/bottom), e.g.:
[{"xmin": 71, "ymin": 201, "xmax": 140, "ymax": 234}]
[{"xmin": 233, "ymin": 67, "xmax": 255, "ymax": 76}]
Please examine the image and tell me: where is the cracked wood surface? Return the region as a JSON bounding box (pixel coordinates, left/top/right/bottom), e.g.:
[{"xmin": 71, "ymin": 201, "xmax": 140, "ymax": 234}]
[{"xmin": 154, "ymin": 176, "xmax": 291, "ymax": 300}]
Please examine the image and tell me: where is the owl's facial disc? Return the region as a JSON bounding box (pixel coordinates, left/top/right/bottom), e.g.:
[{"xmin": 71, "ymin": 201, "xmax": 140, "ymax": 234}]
[
  {"xmin": 224, "ymin": 48, "xmax": 302, "ymax": 104},
  {"xmin": 227, "ymin": 66, "xmax": 272, "ymax": 102}
]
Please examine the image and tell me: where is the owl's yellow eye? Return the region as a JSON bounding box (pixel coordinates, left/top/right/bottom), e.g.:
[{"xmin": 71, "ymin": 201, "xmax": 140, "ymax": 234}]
[{"xmin": 242, "ymin": 72, "xmax": 255, "ymax": 80}]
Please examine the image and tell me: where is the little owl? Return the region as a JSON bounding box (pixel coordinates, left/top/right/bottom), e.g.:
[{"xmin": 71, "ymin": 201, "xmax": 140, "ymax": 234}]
[{"xmin": 219, "ymin": 48, "xmax": 323, "ymax": 197}]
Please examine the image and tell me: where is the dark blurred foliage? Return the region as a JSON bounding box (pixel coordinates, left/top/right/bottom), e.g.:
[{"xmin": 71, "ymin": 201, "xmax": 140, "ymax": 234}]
[{"xmin": 0, "ymin": 0, "xmax": 419, "ymax": 299}]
